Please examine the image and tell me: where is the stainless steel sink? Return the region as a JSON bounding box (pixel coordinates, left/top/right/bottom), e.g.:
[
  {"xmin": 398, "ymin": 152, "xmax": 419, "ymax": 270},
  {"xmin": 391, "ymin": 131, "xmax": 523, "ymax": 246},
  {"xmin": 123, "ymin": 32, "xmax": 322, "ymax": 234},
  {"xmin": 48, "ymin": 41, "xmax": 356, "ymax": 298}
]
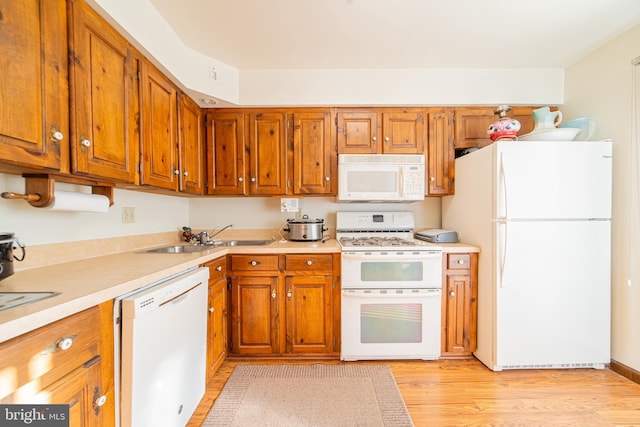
[
  {"xmin": 142, "ymin": 245, "xmax": 214, "ymax": 254},
  {"xmin": 0, "ymin": 292, "xmax": 60, "ymax": 312},
  {"xmin": 217, "ymin": 239, "xmax": 273, "ymax": 246}
]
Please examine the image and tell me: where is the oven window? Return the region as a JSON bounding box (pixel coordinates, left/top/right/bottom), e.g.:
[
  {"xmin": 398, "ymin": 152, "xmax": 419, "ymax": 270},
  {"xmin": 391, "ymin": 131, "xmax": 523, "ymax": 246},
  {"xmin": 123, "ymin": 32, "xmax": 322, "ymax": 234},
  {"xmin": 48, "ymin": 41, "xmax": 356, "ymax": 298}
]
[
  {"xmin": 361, "ymin": 303, "xmax": 422, "ymax": 343},
  {"xmin": 361, "ymin": 261, "xmax": 423, "ymax": 282}
]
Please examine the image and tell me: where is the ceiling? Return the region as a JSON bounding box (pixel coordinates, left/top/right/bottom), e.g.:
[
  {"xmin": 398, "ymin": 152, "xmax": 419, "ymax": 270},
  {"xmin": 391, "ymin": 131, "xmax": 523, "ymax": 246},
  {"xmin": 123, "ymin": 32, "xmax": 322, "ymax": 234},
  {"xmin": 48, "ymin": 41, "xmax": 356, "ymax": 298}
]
[{"xmin": 149, "ymin": 0, "xmax": 640, "ymax": 70}]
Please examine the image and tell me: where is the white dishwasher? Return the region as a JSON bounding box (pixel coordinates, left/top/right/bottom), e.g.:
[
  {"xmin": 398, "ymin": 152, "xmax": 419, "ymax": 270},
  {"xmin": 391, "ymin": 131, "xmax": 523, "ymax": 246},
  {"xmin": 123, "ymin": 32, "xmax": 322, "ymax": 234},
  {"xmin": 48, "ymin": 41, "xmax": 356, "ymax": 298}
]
[{"xmin": 116, "ymin": 267, "xmax": 209, "ymax": 427}]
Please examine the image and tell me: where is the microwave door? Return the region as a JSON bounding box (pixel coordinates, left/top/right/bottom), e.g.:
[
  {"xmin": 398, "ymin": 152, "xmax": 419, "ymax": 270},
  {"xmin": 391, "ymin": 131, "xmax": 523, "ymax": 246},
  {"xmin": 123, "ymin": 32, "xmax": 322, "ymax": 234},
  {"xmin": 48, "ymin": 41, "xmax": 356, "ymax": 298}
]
[{"xmin": 338, "ymin": 165, "xmax": 401, "ymax": 201}]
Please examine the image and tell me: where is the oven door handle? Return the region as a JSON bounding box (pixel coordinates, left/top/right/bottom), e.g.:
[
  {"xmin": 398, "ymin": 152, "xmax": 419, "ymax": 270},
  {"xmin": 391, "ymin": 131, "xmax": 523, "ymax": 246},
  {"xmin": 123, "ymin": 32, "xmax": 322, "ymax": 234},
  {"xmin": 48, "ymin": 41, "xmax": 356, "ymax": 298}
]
[
  {"xmin": 342, "ymin": 289, "xmax": 441, "ymax": 298},
  {"xmin": 341, "ymin": 251, "xmax": 441, "ymax": 262}
]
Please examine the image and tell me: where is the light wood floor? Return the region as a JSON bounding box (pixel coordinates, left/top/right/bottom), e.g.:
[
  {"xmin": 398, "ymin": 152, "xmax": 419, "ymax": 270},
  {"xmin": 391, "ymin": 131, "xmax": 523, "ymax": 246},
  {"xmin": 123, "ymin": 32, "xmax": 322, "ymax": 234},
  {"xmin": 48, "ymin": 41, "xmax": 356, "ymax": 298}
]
[{"xmin": 188, "ymin": 358, "xmax": 640, "ymax": 426}]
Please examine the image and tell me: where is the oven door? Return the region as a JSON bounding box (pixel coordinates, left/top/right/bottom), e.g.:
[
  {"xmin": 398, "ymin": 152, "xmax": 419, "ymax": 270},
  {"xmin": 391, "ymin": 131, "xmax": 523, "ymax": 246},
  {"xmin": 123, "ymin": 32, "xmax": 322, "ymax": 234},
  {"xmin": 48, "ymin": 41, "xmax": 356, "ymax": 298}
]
[
  {"xmin": 341, "ymin": 250, "xmax": 442, "ymax": 289},
  {"xmin": 340, "ymin": 288, "xmax": 441, "ymax": 361}
]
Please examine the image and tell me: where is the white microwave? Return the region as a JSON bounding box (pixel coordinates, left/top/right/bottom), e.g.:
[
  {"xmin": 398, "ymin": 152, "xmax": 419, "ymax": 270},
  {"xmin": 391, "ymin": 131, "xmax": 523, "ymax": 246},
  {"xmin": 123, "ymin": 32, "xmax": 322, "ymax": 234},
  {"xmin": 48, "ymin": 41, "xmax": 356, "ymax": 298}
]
[{"xmin": 337, "ymin": 154, "xmax": 425, "ymax": 202}]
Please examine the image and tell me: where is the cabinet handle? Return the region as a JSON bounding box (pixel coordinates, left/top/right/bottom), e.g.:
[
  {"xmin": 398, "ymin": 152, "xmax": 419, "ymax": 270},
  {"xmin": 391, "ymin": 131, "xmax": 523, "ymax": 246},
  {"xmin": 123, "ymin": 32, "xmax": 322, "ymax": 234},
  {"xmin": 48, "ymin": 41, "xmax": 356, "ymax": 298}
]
[
  {"xmin": 306, "ymin": 260, "xmax": 314, "ymax": 265},
  {"xmin": 51, "ymin": 130, "xmax": 64, "ymax": 141},
  {"xmin": 250, "ymin": 260, "xmax": 260, "ymax": 266},
  {"xmin": 325, "ymin": 176, "xmax": 330, "ymax": 181},
  {"xmin": 430, "ymin": 176, "xmax": 435, "ymax": 182},
  {"xmin": 287, "ymin": 289, "xmax": 292, "ymax": 298},
  {"xmin": 174, "ymin": 169, "xmax": 180, "ymax": 175},
  {"xmin": 272, "ymin": 290, "xmax": 277, "ymax": 299},
  {"xmin": 183, "ymin": 171, "xmax": 189, "ymax": 177},
  {"xmin": 372, "ymin": 136, "xmax": 377, "ymax": 142},
  {"xmin": 209, "ymin": 307, "xmax": 215, "ymax": 313},
  {"xmin": 238, "ymin": 177, "xmax": 244, "ymax": 182},
  {"xmin": 250, "ymin": 177, "xmax": 256, "ymax": 183},
  {"xmin": 80, "ymin": 139, "xmax": 91, "ymax": 147},
  {"xmin": 56, "ymin": 337, "xmax": 74, "ymax": 351},
  {"xmin": 457, "ymin": 259, "xmax": 466, "ymax": 265},
  {"xmin": 216, "ymin": 265, "xmax": 222, "ymax": 271},
  {"xmin": 449, "ymin": 290, "xmax": 456, "ymax": 297},
  {"xmin": 385, "ymin": 136, "xmax": 390, "ymax": 142}
]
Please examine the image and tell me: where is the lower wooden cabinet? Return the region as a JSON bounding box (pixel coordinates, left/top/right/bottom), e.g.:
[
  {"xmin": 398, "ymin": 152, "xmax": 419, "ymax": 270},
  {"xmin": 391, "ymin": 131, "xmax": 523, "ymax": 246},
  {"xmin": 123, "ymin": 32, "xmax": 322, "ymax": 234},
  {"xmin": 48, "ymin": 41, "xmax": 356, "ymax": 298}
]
[
  {"xmin": 205, "ymin": 256, "xmax": 227, "ymax": 380},
  {"xmin": 441, "ymin": 252, "xmax": 478, "ymax": 358},
  {"xmin": 229, "ymin": 253, "xmax": 338, "ymax": 356},
  {"xmin": 0, "ymin": 302, "xmax": 115, "ymax": 426}
]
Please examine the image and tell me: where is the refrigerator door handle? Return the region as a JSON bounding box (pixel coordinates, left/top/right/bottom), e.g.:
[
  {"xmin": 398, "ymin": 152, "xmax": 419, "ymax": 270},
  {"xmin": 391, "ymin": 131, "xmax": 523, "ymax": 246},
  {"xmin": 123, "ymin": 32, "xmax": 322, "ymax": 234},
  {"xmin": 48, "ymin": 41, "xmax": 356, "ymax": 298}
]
[
  {"xmin": 499, "ymin": 152, "xmax": 508, "ymax": 219},
  {"xmin": 497, "ymin": 219, "xmax": 508, "ymax": 288}
]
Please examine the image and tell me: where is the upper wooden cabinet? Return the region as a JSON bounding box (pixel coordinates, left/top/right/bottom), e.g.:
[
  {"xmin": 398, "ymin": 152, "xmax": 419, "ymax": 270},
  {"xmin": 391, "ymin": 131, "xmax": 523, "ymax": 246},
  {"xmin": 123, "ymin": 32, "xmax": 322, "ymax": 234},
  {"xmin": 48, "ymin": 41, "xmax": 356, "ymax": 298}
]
[
  {"xmin": 178, "ymin": 93, "xmax": 205, "ymax": 194},
  {"xmin": 206, "ymin": 112, "xmax": 246, "ymax": 195},
  {"xmin": 337, "ymin": 109, "xmax": 425, "ymax": 154},
  {"xmin": 427, "ymin": 108, "xmax": 454, "ymax": 195},
  {"xmin": 248, "ymin": 112, "xmax": 288, "ymax": 195},
  {"xmin": 292, "ymin": 111, "xmax": 335, "ymax": 195},
  {"xmin": 139, "ymin": 61, "xmax": 179, "ymax": 191},
  {"xmin": 0, "ymin": 0, "xmax": 68, "ymax": 172},
  {"xmin": 68, "ymin": 0, "xmax": 139, "ymax": 184},
  {"xmin": 453, "ymin": 106, "xmax": 539, "ymax": 153}
]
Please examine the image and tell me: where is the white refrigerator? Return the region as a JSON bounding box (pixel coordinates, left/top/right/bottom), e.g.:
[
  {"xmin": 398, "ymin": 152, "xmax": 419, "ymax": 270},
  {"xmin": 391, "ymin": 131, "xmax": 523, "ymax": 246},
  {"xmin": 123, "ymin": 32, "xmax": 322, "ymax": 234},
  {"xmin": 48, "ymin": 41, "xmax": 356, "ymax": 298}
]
[{"xmin": 442, "ymin": 141, "xmax": 612, "ymax": 371}]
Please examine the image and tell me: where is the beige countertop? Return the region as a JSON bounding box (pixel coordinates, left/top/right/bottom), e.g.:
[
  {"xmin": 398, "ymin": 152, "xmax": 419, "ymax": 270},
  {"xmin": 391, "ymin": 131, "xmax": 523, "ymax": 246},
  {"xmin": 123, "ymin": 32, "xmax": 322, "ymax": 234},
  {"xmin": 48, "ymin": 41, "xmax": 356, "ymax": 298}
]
[{"xmin": 0, "ymin": 236, "xmax": 478, "ymax": 343}]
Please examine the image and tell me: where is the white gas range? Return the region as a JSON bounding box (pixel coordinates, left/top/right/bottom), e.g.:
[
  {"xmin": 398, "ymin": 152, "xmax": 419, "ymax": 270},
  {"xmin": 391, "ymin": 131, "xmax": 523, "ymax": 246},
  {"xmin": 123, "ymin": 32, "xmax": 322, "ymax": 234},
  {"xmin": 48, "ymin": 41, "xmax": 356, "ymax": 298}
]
[{"xmin": 337, "ymin": 211, "xmax": 443, "ymax": 361}]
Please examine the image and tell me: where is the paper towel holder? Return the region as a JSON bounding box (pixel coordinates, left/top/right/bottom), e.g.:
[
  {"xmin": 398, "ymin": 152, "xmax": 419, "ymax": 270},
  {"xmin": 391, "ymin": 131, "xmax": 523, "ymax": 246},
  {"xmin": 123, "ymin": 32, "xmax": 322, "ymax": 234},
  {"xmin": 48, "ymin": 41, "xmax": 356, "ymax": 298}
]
[{"xmin": 0, "ymin": 174, "xmax": 114, "ymax": 208}]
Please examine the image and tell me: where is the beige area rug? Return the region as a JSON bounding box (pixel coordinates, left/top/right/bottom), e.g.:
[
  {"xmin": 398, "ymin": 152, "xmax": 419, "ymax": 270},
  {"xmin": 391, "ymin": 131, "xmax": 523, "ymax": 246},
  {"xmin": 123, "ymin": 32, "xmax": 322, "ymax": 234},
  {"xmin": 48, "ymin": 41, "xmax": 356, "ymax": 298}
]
[{"xmin": 202, "ymin": 364, "xmax": 414, "ymax": 426}]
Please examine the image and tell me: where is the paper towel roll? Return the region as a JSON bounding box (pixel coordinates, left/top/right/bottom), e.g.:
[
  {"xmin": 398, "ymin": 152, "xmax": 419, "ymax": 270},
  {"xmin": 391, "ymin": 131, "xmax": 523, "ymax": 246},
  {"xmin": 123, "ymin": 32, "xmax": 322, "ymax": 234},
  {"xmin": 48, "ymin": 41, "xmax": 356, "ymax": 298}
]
[{"xmin": 45, "ymin": 190, "xmax": 110, "ymax": 213}]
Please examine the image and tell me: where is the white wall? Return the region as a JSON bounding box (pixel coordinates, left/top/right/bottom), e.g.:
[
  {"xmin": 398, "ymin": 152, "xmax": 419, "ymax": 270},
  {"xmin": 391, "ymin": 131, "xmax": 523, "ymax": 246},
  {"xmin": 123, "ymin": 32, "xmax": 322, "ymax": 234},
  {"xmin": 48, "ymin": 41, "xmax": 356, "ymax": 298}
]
[
  {"xmin": 564, "ymin": 23, "xmax": 640, "ymax": 371},
  {"xmin": 0, "ymin": 174, "xmax": 188, "ymax": 246}
]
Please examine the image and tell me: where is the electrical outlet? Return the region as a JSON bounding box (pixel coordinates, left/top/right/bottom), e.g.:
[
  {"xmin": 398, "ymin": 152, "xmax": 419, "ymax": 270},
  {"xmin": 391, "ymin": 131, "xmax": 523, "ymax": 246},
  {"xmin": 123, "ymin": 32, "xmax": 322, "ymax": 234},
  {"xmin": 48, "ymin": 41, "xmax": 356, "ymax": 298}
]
[{"xmin": 122, "ymin": 207, "xmax": 135, "ymax": 224}]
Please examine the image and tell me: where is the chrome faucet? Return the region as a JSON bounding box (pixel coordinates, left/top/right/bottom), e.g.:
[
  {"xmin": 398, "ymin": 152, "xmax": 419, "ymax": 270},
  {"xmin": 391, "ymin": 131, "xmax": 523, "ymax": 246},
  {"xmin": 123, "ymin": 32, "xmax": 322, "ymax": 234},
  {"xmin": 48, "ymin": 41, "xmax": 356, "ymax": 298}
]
[{"xmin": 210, "ymin": 224, "xmax": 233, "ymax": 238}]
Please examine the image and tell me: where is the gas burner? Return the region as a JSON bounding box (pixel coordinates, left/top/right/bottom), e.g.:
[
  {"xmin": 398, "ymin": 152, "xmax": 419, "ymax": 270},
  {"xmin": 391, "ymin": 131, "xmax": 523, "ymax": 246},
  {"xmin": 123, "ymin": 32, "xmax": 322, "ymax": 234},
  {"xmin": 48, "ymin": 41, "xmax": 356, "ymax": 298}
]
[{"xmin": 339, "ymin": 236, "xmax": 418, "ymax": 248}]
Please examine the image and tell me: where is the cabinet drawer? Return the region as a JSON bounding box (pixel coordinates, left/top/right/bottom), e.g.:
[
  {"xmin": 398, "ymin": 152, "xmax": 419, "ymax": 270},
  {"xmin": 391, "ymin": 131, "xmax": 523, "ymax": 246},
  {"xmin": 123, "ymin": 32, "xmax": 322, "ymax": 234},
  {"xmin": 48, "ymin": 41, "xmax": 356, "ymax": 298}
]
[
  {"xmin": 447, "ymin": 253, "xmax": 471, "ymax": 270},
  {"xmin": 285, "ymin": 254, "xmax": 333, "ymax": 273},
  {"xmin": 0, "ymin": 306, "xmax": 101, "ymax": 401},
  {"xmin": 207, "ymin": 256, "xmax": 227, "ymax": 282},
  {"xmin": 231, "ymin": 255, "xmax": 279, "ymax": 271}
]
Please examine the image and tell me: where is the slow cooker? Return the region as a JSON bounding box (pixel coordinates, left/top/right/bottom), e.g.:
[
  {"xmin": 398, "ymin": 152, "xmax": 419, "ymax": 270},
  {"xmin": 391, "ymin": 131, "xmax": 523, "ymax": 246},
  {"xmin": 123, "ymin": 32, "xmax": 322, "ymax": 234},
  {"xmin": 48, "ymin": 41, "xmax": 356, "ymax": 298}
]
[
  {"xmin": 283, "ymin": 215, "xmax": 327, "ymax": 241},
  {"xmin": 0, "ymin": 233, "xmax": 26, "ymax": 281}
]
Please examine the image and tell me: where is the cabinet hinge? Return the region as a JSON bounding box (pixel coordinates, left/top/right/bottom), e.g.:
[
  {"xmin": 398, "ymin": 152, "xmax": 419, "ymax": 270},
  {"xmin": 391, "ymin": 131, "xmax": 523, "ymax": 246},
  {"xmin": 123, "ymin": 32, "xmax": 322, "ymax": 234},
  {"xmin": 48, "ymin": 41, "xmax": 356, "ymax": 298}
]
[
  {"xmin": 136, "ymin": 70, "xmax": 141, "ymax": 81},
  {"xmin": 227, "ymin": 280, "xmax": 232, "ymax": 291},
  {"xmin": 334, "ymin": 116, "xmax": 338, "ymax": 126},
  {"xmin": 138, "ymin": 163, "xmax": 142, "ymax": 174}
]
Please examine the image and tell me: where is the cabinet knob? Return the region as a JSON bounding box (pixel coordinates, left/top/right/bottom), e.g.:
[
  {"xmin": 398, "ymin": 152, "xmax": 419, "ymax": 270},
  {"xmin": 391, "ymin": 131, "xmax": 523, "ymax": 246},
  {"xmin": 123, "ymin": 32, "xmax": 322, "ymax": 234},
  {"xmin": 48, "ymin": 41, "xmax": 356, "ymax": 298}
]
[
  {"xmin": 56, "ymin": 337, "xmax": 74, "ymax": 351},
  {"xmin": 216, "ymin": 265, "xmax": 222, "ymax": 271},
  {"xmin": 94, "ymin": 394, "xmax": 107, "ymax": 408},
  {"xmin": 385, "ymin": 136, "xmax": 390, "ymax": 142},
  {"xmin": 430, "ymin": 176, "xmax": 436, "ymax": 182},
  {"xmin": 372, "ymin": 136, "xmax": 377, "ymax": 142},
  {"xmin": 325, "ymin": 176, "xmax": 330, "ymax": 181},
  {"xmin": 450, "ymin": 290, "xmax": 456, "ymax": 297},
  {"xmin": 238, "ymin": 177, "xmax": 244, "ymax": 182},
  {"xmin": 183, "ymin": 171, "xmax": 189, "ymax": 177},
  {"xmin": 271, "ymin": 290, "xmax": 277, "ymax": 299},
  {"xmin": 80, "ymin": 139, "xmax": 91, "ymax": 147},
  {"xmin": 250, "ymin": 260, "xmax": 260, "ymax": 266},
  {"xmin": 174, "ymin": 169, "xmax": 180, "ymax": 175},
  {"xmin": 306, "ymin": 260, "xmax": 314, "ymax": 265},
  {"xmin": 250, "ymin": 177, "xmax": 256, "ymax": 183},
  {"xmin": 209, "ymin": 307, "xmax": 215, "ymax": 313},
  {"xmin": 51, "ymin": 130, "xmax": 64, "ymax": 141},
  {"xmin": 457, "ymin": 259, "xmax": 465, "ymax": 265},
  {"xmin": 287, "ymin": 289, "xmax": 292, "ymax": 298}
]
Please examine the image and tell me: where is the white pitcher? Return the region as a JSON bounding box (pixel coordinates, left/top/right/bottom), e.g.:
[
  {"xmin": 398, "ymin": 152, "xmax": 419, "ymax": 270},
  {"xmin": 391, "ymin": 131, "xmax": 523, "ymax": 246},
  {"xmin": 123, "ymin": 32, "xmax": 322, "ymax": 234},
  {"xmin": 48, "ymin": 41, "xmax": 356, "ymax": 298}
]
[{"xmin": 532, "ymin": 106, "xmax": 562, "ymax": 132}]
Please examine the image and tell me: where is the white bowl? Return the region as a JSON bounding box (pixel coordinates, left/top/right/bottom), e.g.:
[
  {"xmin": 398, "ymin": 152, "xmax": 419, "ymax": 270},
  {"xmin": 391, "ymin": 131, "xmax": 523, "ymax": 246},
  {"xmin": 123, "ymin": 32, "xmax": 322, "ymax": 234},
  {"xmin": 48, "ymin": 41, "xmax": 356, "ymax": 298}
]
[
  {"xmin": 560, "ymin": 117, "xmax": 596, "ymax": 140},
  {"xmin": 518, "ymin": 128, "xmax": 581, "ymax": 141}
]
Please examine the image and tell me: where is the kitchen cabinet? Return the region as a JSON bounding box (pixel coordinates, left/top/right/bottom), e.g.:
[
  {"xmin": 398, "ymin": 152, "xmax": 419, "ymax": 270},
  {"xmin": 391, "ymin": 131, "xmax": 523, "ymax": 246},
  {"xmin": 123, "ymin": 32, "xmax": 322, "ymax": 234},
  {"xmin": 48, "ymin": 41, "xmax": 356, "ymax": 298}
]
[
  {"xmin": 427, "ymin": 108, "xmax": 455, "ymax": 195},
  {"xmin": 206, "ymin": 111, "xmax": 246, "ymax": 195},
  {"xmin": 248, "ymin": 112, "xmax": 289, "ymax": 195},
  {"xmin": 292, "ymin": 111, "xmax": 336, "ymax": 195},
  {"xmin": 68, "ymin": 0, "xmax": 139, "ymax": 184},
  {"xmin": 178, "ymin": 93, "xmax": 205, "ymax": 194},
  {"xmin": 336, "ymin": 108, "xmax": 426, "ymax": 154},
  {"xmin": 229, "ymin": 253, "xmax": 338, "ymax": 356},
  {"xmin": 453, "ymin": 106, "xmax": 539, "ymax": 155},
  {"xmin": 205, "ymin": 256, "xmax": 227, "ymax": 380},
  {"xmin": 441, "ymin": 252, "xmax": 478, "ymax": 358},
  {"xmin": 139, "ymin": 61, "xmax": 179, "ymax": 191},
  {"xmin": 0, "ymin": 302, "xmax": 115, "ymax": 426},
  {"xmin": 0, "ymin": 0, "xmax": 68, "ymax": 173}
]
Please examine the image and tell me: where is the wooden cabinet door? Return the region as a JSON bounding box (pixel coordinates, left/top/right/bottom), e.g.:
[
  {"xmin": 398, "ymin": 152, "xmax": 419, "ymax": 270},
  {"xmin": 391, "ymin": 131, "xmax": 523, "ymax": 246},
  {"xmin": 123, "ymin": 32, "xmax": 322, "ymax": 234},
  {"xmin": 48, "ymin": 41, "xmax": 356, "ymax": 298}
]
[
  {"xmin": 382, "ymin": 111, "xmax": 425, "ymax": 153},
  {"xmin": 285, "ymin": 275, "xmax": 334, "ymax": 354},
  {"xmin": 40, "ymin": 358, "xmax": 104, "ymax": 427},
  {"xmin": 230, "ymin": 275, "xmax": 280, "ymax": 355},
  {"xmin": 206, "ymin": 112, "xmax": 246, "ymax": 195},
  {"xmin": 207, "ymin": 281, "xmax": 227, "ymax": 379},
  {"xmin": 0, "ymin": 0, "xmax": 68, "ymax": 171},
  {"xmin": 68, "ymin": 0, "xmax": 138, "ymax": 183},
  {"xmin": 293, "ymin": 111, "xmax": 335, "ymax": 195},
  {"xmin": 248, "ymin": 113, "xmax": 288, "ymax": 195},
  {"xmin": 427, "ymin": 108, "xmax": 454, "ymax": 195},
  {"xmin": 178, "ymin": 93, "xmax": 204, "ymax": 194},
  {"xmin": 441, "ymin": 253, "xmax": 478, "ymax": 358},
  {"xmin": 140, "ymin": 61, "xmax": 179, "ymax": 190},
  {"xmin": 336, "ymin": 111, "xmax": 379, "ymax": 153}
]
